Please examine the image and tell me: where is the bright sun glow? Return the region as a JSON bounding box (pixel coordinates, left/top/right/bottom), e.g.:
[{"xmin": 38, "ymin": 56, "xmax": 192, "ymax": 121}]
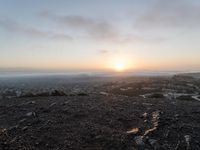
[
  {"xmin": 106, "ymin": 54, "xmax": 134, "ymax": 72},
  {"xmin": 114, "ymin": 63, "xmax": 125, "ymax": 72}
]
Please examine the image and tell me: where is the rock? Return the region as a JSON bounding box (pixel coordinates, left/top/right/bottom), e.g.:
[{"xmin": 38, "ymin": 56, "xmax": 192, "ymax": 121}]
[
  {"xmin": 62, "ymin": 108, "xmax": 70, "ymax": 114},
  {"xmin": 21, "ymin": 92, "xmax": 36, "ymax": 97},
  {"xmin": 19, "ymin": 118, "xmax": 27, "ymax": 124},
  {"xmin": 49, "ymin": 102, "xmax": 57, "ymax": 107},
  {"xmin": 177, "ymin": 95, "xmax": 194, "ymax": 101},
  {"xmin": 144, "ymin": 127, "xmax": 157, "ymax": 136},
  {"xmin": 37, "ymin": 92, "xmax": 50, "ymax": 97},
  {"xmin": 10, "ymin": 137, "xmax": 17, "ymax": 143},
  {"xmin": 142, "ymin": 112, "xmax": 148, "ymax": 118},
  {"xmin": 184, "ymin": 135, "xmax": 191, "ymax": 150},
  {"xmin": 175, "ymin": 114, "xmax": 179, "ymax": 118},
  {"xmin": 149, "ymin": 139, "xmax": 160, "ymax": 149},
  {"xmin": 142, "ymin": 103, "xmax": 153, "ymax": 106},
  {"xmin": 16, "ymin": 90, "xmax": 22, "ymax": 97},
  {"xmin": 149, "ymin": 139, "xmax": 157, "ymax": 145},
  {"xmin": 77, "ymin": 93, "xmax": 88, "ymax": 96},
  {"xmin": 134, "ymin": 136, "xmax": 145, "ymax": 146},
  {"xmin": 164, "ymin": 129, "xmax": 169, "ymax": 138},
  {"xmin": 100, "ymin": 92, "xmax": 109, "ymax": 96},
  {"xmin": 148, "ymin": 93, "xmax": 164, "ymax": 98},
  {"xmin": 126, "ymin": 128, "xmax": 139, "ymax": 134},
  {"xmin": 51, "ymin": 90, "xmax": 66, "ymax": 96},
  {"xmin": 62, "ymin": 101, "xmax": 70, "ymax": 105},
  {"xmin": 0, "ymin": 128, "xmax": 7, "ymax": 134},
  {"xmin": 20, "ymin": 101, "xmax": 36, "ymax": 106},
  {"xmin": 42, "ymin": 108, "xmax": 51, "ymax": 113},
  {"xmin": 22, "ymin": 126, "xmax": 28, "ymax": 131},
  {"xmin": 9, "ymin": 125, "xmax": 19, "ymax": 131},
  {"xmin": 27, "ymin": 101, "xmax": 36, "ymax": 104},
  {"xmin": 26, "ymin": 112, "xmax": 36, "ymax": 117}
]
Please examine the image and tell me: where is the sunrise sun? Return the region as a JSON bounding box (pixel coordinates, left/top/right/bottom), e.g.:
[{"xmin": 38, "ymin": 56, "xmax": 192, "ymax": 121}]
[
  {"xmin": 106, "ymin": 54, "xmax": 134, "ymax": 72},
  {"xmin": 114, "ymin": 63, "xmax": 125, "ymax": 72}
]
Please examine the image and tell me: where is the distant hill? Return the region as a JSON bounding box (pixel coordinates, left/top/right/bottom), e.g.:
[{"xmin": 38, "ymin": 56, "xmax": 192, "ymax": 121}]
[{"xmin": 178, "ymin": 72, "xmax": 200, "ymax": 78}]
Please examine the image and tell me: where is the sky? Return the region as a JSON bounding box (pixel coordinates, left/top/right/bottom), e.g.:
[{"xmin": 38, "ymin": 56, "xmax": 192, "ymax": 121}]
[{"xmin": 0, "ymin": 0, "xmax": 200, "ymax": 72}]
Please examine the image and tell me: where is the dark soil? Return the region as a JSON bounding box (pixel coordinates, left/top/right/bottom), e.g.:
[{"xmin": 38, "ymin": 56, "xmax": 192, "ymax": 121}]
[
  {"xmin": 0, "ymin": 75, "xmax": 200, "ymax": 150},
  {"xmin": 0, "ymin": 93, "xmax": 200, "ymax": 150}
]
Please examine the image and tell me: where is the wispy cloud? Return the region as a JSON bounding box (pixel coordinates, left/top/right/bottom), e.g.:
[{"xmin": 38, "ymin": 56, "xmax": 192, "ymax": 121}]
[
  {"xmin": 0, "ymin": 19, "xmax": 73, "ymax": 41},
  {"xmin": 98, "ymin": 49, "xmax": 109, "ymax": 54},
  {"xmin": 40, "ymin": 12, "xmax": 119, "ymax": 41},
  {"xmin": 40, "ymin": 11, "xmax": 166, "ymax": 43},
  {"xmin": 134, "ymin": 0, "xmax": 200, "ymax": 30}
]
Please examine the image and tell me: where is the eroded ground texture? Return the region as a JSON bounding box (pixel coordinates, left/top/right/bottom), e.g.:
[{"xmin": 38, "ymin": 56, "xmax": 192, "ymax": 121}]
[{"xmin": 0, "ymin": 75, "xmax": 200, "ymax": 150}]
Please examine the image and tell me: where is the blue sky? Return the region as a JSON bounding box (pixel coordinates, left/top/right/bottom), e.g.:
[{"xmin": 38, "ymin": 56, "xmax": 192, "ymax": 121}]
[{"xmin": 0, "ymin": 0, "xmax": 200, "ymax": 72}]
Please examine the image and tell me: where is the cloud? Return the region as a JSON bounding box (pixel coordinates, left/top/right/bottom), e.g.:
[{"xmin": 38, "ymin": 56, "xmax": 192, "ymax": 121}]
[
  {"xmin": 0, "ymin": 19, "xmax": 46, "ymax": 37},
  {"xmin": 40, "ymin": 11, "xmax": 94, "ymax": 27},
  {"xmin": 134, "ymin": 0, "xmax": 200, "ymax": 30},
  {"xmin": 40, "ymin": 12, "xmax": 122, "ymax": 42},
  {"xmin": 40, "ymin": 11, "xmax": 168, "ymax": 43},
  {"xmin": 0, "ymin": 19, "xmax": 73, "ymax": 41},
  {"xmin": 49, "ymin": 33, "xmax": 73, "ymax": 41},
  {"xmin": 99, "ymin": 49, "xmax": 109, "ymax": 54}
]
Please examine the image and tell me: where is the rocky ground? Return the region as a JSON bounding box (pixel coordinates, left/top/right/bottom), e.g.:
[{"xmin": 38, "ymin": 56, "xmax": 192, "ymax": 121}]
[{"xmin": 0, "ymin": 75, "xmax": 200, "ymax": 150}]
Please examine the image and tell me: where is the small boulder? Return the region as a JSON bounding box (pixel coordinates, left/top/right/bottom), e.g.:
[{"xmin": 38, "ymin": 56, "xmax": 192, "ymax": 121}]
[
  {"xmin": 49, "ymin": 102, "xmax": 57, "ymax": 107},
  {"xmin": 9, "ymin": 125, "xmax": 19, "ymax": 131},
  {"xmin": 77, "ymin": 93, "xmax": 88, "ymax": 96},
  {"xmin": 184, "ymin": 135, "xmax": 191, "ymax": 150},
  {"xmin": 134, "ymin": 136, "xmax": 145, "ymax": 146},
  {"xmin": 100, "ymin": 92, "xmax": 109, "ymax": 96},
  {"xmin": 148, "ymin": 93, "xmax": 164, "ymax": 98},
  {"xmin": 26, "ymin": 101, "xmax": 36, "ymax": 105},
  {"xmin": 51, "ymin": 90, "xmax": 66, "ymax": 96},
  {"xmin": 148, "ymin": 139, "xmax": 160, "ymax": 149},
  {"xmin": 22, "ymin": 126, "xmax": 28, "ymax": 131},
  {"xmin": 36, "ymin": 92, "xmax": 50, "ymax": 97},
  {"xmin": 126, "ymin": 128, "xmax": 139, "ymax": 134},
  {"xmin": 19, "ymin": 118, "xmax": 27, "ymax": 124},
  {"xmin": 142, "ymin": 112, "xmax": 148, "ymax": 118},
  {"xmin": 26, "ymin": 112, "xmax": 36, "ymax": 117}
]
